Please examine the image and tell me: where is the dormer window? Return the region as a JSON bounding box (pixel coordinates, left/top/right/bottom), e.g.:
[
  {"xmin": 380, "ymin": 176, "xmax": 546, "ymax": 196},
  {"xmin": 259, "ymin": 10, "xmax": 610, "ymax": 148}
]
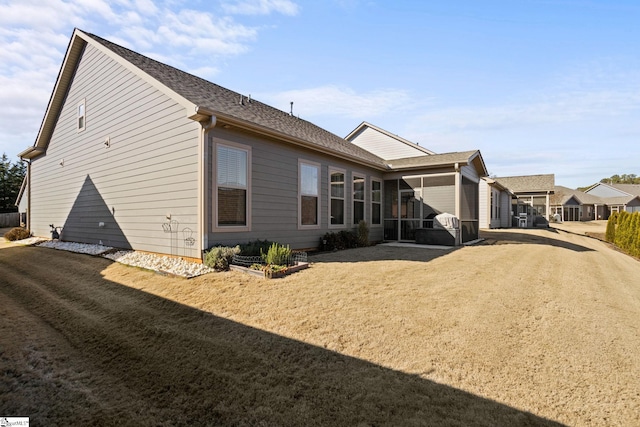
[{"xmin": 77, "ymin": 99, "xmax": 86, "ymax": 132}]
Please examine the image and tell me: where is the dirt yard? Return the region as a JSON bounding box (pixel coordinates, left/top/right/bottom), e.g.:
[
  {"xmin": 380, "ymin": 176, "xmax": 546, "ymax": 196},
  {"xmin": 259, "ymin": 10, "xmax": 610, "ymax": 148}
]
[{"xmin": 1, "ymin": 226, "xmax": 639, "ymax": 426}]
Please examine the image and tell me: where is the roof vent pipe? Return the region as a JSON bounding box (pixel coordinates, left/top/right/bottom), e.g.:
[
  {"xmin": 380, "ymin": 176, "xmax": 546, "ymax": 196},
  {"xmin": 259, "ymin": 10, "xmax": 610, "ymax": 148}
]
[{"xmin": 290, "ymin": 101, "xmax": 294, "ymax": 116}]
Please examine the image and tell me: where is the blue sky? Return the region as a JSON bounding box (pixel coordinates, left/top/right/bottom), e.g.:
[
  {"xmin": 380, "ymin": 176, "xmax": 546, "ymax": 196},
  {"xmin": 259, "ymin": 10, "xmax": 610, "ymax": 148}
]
[{"xmin": 1, "ymin": 0, "xmax": 639, "ymax": 188}]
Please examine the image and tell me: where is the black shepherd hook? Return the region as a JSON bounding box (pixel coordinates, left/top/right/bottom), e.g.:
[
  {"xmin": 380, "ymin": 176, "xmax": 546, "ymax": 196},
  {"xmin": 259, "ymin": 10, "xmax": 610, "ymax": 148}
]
[{"xmin": 49, "ymin": 224, "xmax": 62, "ymax": 240}]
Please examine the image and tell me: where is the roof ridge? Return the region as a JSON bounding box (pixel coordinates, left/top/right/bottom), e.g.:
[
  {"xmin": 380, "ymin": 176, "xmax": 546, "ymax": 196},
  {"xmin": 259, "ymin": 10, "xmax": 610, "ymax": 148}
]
[{"xmin": 82, "ymin": 31, "xmax": 387, "ymax": 168}]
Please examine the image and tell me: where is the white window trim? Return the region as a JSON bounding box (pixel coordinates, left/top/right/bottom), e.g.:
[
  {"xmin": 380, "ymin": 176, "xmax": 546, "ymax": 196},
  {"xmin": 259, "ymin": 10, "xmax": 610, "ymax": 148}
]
[
  {"xmin": 370, "ymin": 177, "xmax": 383, "ymax": 227},
  {"xmin": 213, "ymin": 140, "xmax": 252, "ymax": 232},
  {"xmin": 77, "ymin": 99, "xmax": 86, "ymax": 132},
  {"xmin": 298, "ymin": 159, "xmax": 321, "ymax": 229},
  {"xmin": 352, "ymin": 171, "xmax": 366, "ymax": 226},
  {"xmin": 328, "ymin": 167, "xmax": 347, "ymax": 229}
]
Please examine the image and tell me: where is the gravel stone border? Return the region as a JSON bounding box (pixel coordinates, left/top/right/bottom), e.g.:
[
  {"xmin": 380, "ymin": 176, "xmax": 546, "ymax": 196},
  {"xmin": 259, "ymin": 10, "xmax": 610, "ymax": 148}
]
[{"xmin": 9, "ymin": 237, "xmax": 214, "ymax": 278}]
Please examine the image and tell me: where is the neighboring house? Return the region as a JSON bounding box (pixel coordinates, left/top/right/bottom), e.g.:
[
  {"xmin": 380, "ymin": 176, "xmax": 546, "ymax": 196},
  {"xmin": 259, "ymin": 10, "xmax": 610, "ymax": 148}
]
[
  {"xmin": 493, "ymin": 174, "xmax": 555, "ymax": 227},
  {"xmin": 550, "ymin": 186, "xmax": 607, "ymax": 221},
  {"xmin": 552, "ymin": 183, "xmax": 640, "ymax": 220},
  {"xmin": 584, "ymin": 183, "xmax": 640, "ymax": 215},
  {"xmin": 585, "ymin": 182, "xmax": 640, "ymax": 199},
  {"xmin": 478, "ymin": 177, "xmax": 513, "ymax": 229},
  {"xmin": 19, "ymin": 29, "xmax": 487, "ymax": 259},
  {"xmin": 603, "ymin": 196, "xmax": 640, "ymax": 215}
]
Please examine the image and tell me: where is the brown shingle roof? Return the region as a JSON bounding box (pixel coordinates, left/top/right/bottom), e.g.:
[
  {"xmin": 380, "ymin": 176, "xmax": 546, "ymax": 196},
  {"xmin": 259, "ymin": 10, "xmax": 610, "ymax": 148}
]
[
  {"xmin": 495, "ymin": 174, "xmax": 555, "ymax": 193},
  {"xmin": 610, "ymin": 184, "xmax": 640, "ymax": 197},
  {"xmin": 83, "ymin": 32, "xmax": 387, "ymax": 168},
  {"xmin": 551, "ymin": 185, "xmax": 603, "ymax": 205},
  {"xmin": 387, "ymin": 150, "xmax": 481, "ymax": 169}
]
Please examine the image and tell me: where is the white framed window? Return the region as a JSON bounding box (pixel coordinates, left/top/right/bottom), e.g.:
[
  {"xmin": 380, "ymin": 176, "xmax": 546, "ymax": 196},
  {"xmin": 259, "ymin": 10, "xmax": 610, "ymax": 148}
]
[
  {"xmin": 371, "ymin": 177, "xmax": 382, "ymax": 226},
  {"xmin": 215, "ymin": 142, "xmax": 251, "ymax": 231},
  {"xmin": 77, "ymin": 99, "xmax": 86, "ymax": 132},
  {"xmin": 299, "ymin": 160, "xmax": 320, "ymax": 228},
  {"xmin": 353, "ymin": 173, "xmax": 365, "ymax": 225},
  {"xmin": 329, "ymin": 168, "xmax": 346, "ymax": 227}
]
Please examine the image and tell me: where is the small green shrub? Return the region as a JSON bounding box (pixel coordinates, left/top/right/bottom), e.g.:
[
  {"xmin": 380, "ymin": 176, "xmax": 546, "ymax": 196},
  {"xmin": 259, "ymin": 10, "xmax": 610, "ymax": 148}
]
[
  {"xmin": 239, "ymin": 239, "xmax": 275, "ymax": 256},
  {"xmin": 605, "ymin": 212, "xmax": 618, "ymax": 243},
  {"xmin": 262, "ymin": 242, "xmax": 292, "ymax": 266},
  {"xmin": 357, "ymin": 220, "xmax": 369, "ymax": 247},
  {"xmin": 321, "ymin": 232, "xmax": 339, "ymax": 251},
  {"xmin": 339, "ymin": 230, "xmax": 359, "ymax": 248},
  {"xmin": 321, "ymin": 230, "xmax": 359, "ymax": 251},
  {"xmin": 609, "ymin": 211, "xmax": 640, "ymax": 258},
  {"xmin": 204, "ymin": 245, "xmax": 240, "ymax": 271},
  {"xmin": 629, "ymin": 212, "xmax": 640, "ymax": 257},
  {"xmin": 3, "ymin": 227, "xmax": 31, "ymax": 241},
  {"xmin": 615, "ymin": 211, "xmax": 631, "ymax": 250}
]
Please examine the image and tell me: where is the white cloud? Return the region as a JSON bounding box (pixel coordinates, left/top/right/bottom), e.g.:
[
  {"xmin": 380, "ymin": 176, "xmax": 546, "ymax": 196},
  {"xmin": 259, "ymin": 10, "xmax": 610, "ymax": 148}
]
[
  {"xmin": 396, "ymin": 86, "xmax": 640, "ymax": 187},
  {"xmin": 0, "ymin": 0, "xmax": 295, "ymax": 158},
  {"xmin": 0, "ymin": 0, "xmax": 80, "ymax": 30},
  {"xmin": 262, "ymin": 85, "xmax": 414, "ymax": 119},
  {"xmin": 221, "ymin": 0, "xmax": 300, "ymax": 16}
]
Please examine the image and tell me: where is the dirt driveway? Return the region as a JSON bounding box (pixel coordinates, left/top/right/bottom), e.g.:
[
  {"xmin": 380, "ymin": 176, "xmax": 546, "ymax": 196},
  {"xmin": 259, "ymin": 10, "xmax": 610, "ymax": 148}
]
[{"xmin": 1, "ymin": 227, "xmax": 639, "ymax": 426}]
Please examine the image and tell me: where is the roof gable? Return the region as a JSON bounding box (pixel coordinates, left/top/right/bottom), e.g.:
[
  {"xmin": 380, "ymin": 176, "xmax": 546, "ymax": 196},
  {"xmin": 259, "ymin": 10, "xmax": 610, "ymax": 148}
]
[
  {"xmin": 583, "ymin": 182, "xmax": 631, "ymax": 198},
  {"xmin": 611, "ymin": 183, "xmax": 640, "ymax": 197},
  {"xmin": 83, "ymin": 32, "xmax": 387, "ymax": 168},
  {"xmin": 552, "ymin": 185, "xmax": 601, "ymax": 205},
  {"xmin": 551, "ymin": 185, "xmax": 640, "ymax": 207},
  {"xmin": 20, "ymin": 29, "xmax": 200, "ymax": 160},
  {"xmin": 481, "ymin": 177, "xmax": 514, "ymax": 194},
  {"xmin": 21, "ymin": 29, "xmax": 387, "ymax": 169},
  {"xmin": 345, "ymin": 122, "xmax": 435, "ymax": 160}
]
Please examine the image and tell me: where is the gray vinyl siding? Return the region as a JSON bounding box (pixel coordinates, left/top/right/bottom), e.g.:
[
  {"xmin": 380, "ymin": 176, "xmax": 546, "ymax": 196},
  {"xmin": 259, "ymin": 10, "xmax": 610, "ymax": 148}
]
[
  {"xmin": 207, "ymin": 128, "xmax": 384, "ymax": 250},
  {"xmin": 349, "ymin": 126, "xmax": 427, "ymax": 160},
  {"xmin": 479, "ymin": 181, "xmax": 505, "ymax": 229},
  {"xmin": 499, "ymin": 192, "xmax": 511, "ymax": 227},
  {"xmin": 586, "ymin": 184, "xmax": 628, "ymax": 198},
  {"xmin": 626, "ymin": 198, "xmax": 640, "ymax": 213},
  {"xmin": 29, "ymin": 43, "xmax": 201, "ymax": 257},
  {"xmin": 565, "ymin": 196, "xmax": 580, "ymax": 206},
  {"xmin": 478, "ymin": 180, "xmax": 489, "ymax": 228},
  {"xmin": 461, "ymin": 164, "xmax": 480, "ymax": 183}
]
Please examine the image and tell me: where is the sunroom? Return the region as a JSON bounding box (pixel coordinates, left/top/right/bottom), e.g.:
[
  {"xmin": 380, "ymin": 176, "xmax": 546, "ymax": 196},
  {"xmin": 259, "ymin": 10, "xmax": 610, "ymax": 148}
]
[{"xmin": 383, "ymin": 151, "xmax": 487, "ymax": 245}]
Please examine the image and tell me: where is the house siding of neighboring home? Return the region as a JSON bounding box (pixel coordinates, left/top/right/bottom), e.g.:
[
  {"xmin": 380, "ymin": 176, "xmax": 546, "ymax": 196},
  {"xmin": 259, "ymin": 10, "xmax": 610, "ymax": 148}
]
[
  {"xmin": 478, "ymin": 179, "xmax": 489, "ymax": 228},
  {"xmin": 479, "ymin": 180, "xmax": 510, "ymax": 229},
  {"xmin": 585, "ymin": 184, "xmax": 629, "ymax": 198},
  {"xmin": 626, "ymin": 198, "xmax": 640, "ymax": 213},
  {"xmin": 499, "ymin": 191, "xmax": 511, "ymax": 227},
  {"xmin": 206, "ymin": 127, "xmax": 385, "ymax": 249},
  {"xmin": 29, "ymin": 42, "xmax": 201, "ymax": 256}
]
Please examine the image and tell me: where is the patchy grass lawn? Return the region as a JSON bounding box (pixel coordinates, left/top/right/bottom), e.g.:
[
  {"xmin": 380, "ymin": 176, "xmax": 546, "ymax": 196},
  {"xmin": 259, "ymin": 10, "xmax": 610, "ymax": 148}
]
[{"xmin": 1, "ymin": 228, "xmax": 639, "ymax": 426}]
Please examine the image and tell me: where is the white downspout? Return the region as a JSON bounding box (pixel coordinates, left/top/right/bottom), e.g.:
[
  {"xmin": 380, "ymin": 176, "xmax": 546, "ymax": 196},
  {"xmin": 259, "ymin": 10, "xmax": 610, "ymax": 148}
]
[
  {"xmin": 454, "ymin": 163, "xmax": 461, "ymax": 245},
  {"xmin": 199, "ymin": 116, "xmax": 216, "ymax": 260},
  {"xmin": 26, "ymin": 160, "xmax": 31, "ymax": 231},
  {"xmin": 454, "ymin": 162, "xmax": 461, "ymax": 219}
]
